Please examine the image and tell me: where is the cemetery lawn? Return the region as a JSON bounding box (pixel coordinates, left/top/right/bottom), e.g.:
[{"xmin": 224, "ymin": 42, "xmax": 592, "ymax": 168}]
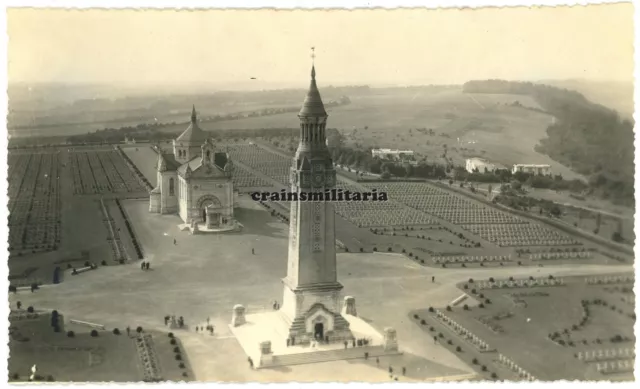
[{"xmin": 414, "ymin": 275, "xmax": 635, "ymax": 381}]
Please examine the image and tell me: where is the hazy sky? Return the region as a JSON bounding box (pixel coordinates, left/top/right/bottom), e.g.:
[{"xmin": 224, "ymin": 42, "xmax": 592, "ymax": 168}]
[{"xmin": 7, "ymin": 4, "xmax": 634, "ymax": 87}]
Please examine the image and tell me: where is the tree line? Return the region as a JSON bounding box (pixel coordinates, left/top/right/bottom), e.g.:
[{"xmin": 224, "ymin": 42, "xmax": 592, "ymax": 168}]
[{"xmin": 463, "ymin": 79, "xmax": 634, "ymax": 206}]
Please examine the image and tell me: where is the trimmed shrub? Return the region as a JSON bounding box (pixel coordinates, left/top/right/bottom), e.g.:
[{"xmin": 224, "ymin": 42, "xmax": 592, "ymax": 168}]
[
  {"xmin": 472, "ymin": 358, "xmax": 478, "ymax": 365},
  {"xmin": 113, "ymin": 328, "xmax": 121, "ymax": 335},
  {"xmin": 67, "ymin": 331, "xmax": 75, "ymax": 338},
  {"xmin": 175, "ymin": 354, "xmax": 182, "ymax": 361},
  {"xmin": 136, "ymin": 326, "xmax": 143, "ymax": 333},
  {"xmin": 27, "ymin": 306, "xmax": 35, "ymax": 313},
  {"xmin": 168, "ymin": 332, "xmax": 174, "ymax": 338},
  {"xmin": 446, "ymin": 305, "xmax": 452, "ymax": 311},
  {"xmin": 170, "ymin": 339, "xmax": 177, "ymax": 345},
  {"xmin": 456, "ymin": 346, "xmax": 462, "ymax": 352},
  {"xmin": 179, "ymin": 363, "xmax": 186, "ymax": 369},
  {"xmin": 90, "ymin": 330, "xmax": 99, "ymax": 337},
  {"xmin": 174, "ymin": 346, "xmax": 181, "ymax": 353},
  {"xmin": 420, "ymin": 319, "xmax": 426, "ymax": 325}
]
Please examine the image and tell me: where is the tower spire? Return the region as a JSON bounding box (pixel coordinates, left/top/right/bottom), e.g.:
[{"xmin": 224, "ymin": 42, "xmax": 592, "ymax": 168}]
[
  {"xmin": 191, "ymin": 105, "xmax": 197, "ymax": 123},
  {"xmin": 311, "ymin": 46, "xmax": 316, "ymax": 80}
]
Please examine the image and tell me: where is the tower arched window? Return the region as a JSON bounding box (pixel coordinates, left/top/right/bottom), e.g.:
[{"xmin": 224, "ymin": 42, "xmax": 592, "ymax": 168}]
[
  {"xmin": 169, "ymin": 178, "xmax": 175, "ymax": 196},
  {"xmin": 206, "ymin": 150, "xmax": 211, "ymax": 161}
]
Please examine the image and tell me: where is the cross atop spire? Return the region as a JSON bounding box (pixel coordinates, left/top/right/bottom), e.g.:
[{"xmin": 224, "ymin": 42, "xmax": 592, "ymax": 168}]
[
  {"xmin": 191, "ymin": 105, "xmax": 197, "ymax": 123},
  {"xmin": 311, "ymin": 47, "xmax": 316, "ymax": 79}
]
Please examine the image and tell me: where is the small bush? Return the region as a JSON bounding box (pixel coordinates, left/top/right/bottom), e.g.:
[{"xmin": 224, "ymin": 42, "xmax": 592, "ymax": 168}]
[
  {"xmin": 113, "ymin": 328, "xmax": 120, "ymax": 335},
  {"xmin": 67, "ymin": 331, "xmax": 75, "ymax": 338},
  {"xmin": 90, "ymin": 330, "xmax": 99, "ymax": 337},
  {"xmin": 446, "ymin": 305, "xmax": 452, "ymax": 311},
  {"xmin": 429, "ymin": 326, "xmax": 435, "ymax": 331},
  {"xmin": 481, "ymin": 365, "xmax": 487, "ymax": 372},
  {"xmin": 472, "ymin": 358, "xmax": 479, "ymax": 365},
  {"xmin": 179, "ymin": 363, "xmax": 186, "ymax": 369},
  {"xmin": 175, "ymin": 354, "xmax": 182, "ymax": 361},
  {"xmin": 420, "ymin": 319, "xmax": 426, "ymax": 325},
  {"xmin": 136, "ymin": 326, "xmax": 143, "ymax": 333},
  {"xmin": 428, "ymin": 307, "xmax": 434, "ymax": 312},
  {"xmin": 491, "ymin": 373, "xmax": 498, "ymax": 379},
  {"xmin": 413, "ymin": 314, "xmax": 419, "ymax": 319},
  {"xmin": 447, "ymin": 339, "xmax": 453, "ymax": 345},
  {"xmin": 170, "ymin": 339, "xmax": 177, "ymax": 345},
  {"xmin": 27, "ymin": 306, "xmax": 34, "ymax": 313},
  {"xmin": 168, "ymin": 332, "xmax": 174, "ymax": 338},
  {"xmin": 456, "ymin": 346, "xmax": 462, "ymax": 352},
  {"xmin": 174, "ymin": 346, "xmax": 181, "ymax": 353},
  {"xmin": 479, "ymin": 303, "xmax": 485, "ymax": 308}
]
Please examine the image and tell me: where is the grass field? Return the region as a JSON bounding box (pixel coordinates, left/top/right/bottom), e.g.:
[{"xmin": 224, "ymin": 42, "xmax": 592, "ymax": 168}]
[{"xmin": 414, "ymin": 274, "xmax": 635, "ymax": 381}]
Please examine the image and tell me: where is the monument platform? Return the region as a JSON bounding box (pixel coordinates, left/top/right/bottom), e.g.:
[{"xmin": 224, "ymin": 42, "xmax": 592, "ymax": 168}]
[
  {"xmin": 178, "ymin": 220, "xmax": 243, "ymax": 234},
  {"xmin": 229, "ymin": 311, "xmax": 401, "ymax": 369}
]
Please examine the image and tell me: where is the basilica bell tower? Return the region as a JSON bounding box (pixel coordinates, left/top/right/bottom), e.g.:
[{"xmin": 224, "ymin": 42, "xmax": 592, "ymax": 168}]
[{"xmin": 280, "ymin": 58, "xmax": 352, "ymax": 343}]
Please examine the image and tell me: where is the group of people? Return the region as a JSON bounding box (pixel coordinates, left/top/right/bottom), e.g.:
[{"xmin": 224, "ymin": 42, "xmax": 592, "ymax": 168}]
[
  {"xmin": 164, "ymin": 314, "xmax": 184, "ymax": 328},
  {"xmin": 343, "ymin": 337, "xmax": 371, "ymax": 349},
  {"xmin": 140, "ymin": 261, "xmax": 151, "ymax": 271},
  {"xmin": 195, "ymin": 316, "xmax": 215, "ymax": 335}
]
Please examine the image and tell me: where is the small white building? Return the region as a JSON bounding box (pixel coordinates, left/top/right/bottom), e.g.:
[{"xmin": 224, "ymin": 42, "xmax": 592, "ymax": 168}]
[
  {"xmin": 512, "ymin": 164, "xmax": 551, "ymax": 176},
  {"xmin": 466, "ymin": 157, "xmax": 496, "ymax": 173}
]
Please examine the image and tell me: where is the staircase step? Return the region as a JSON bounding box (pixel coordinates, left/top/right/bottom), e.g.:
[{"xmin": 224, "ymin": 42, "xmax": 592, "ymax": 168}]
[{"xmin": 258, "ymin": 345, "xmax": 401, "ymax": 369}]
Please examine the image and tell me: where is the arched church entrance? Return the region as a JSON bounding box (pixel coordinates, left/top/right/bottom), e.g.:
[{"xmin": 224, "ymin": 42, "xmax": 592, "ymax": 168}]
[{"xmin": 196, "ymin": 194, "xmax": 223, "ymax": 227}]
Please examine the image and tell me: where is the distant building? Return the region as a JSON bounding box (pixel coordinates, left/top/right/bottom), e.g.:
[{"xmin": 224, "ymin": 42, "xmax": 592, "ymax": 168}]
[
  {"xmin": 512, "ymin": 164, "xmax": 551, "ymax": 176},
  {"xmin": 465, "ymin": 158, "xmax": 497, "ymax": 173},
  {"xmin": 371, "ymin": 148, "xmax": 415, "ymax": 163}
]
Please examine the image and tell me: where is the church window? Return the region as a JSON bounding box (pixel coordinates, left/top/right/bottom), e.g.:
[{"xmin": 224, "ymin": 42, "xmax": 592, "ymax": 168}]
[
  {"xmin": 206, "ymin": 150, "xmax": 211, "ymax": 162},
  {"xmin": 169, "ymin": 178, "xmax": 175, "ymax": 196}
]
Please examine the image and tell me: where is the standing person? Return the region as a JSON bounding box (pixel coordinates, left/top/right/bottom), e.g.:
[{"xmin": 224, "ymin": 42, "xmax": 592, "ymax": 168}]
[
  {"xmin": 164, "ymin": 315, "xmax": 170, "ymax": 326},
  {"xmin": 248, "ymin": 357, "xmax": 254, "ymax": 369},
  {"xmin": 433, "ymin": 335, "xmax": 437, "ymax": 344},
  {"xmin": 344, "ymin": 340, "xmax": 348, "ymax": 349},
  {"xmin": 146, "ymin": 262, "xmax": 150, "ymax": 270},
  {"xmin": 209, "ymin": 325, "xmax": 214, "ymax": 335},
  {"xmin": 402, "ymin": 367, "xmax": 406, "ymax": 376},
  {"xmin": 206, "ymin": 317, "xmax": 210, "ymax": 326},
  {"xmin": 141, "ymin": 261, "xmax": 146, "ymax": 270},
  {"xmin": 376, "ymin": 357, "xmax": 380, "ymax": 366},
  {"xmin": 252, "ymin": 248, "xmax": 255, "ymax": 255},
  {"xmin": 195, "ymin": 326, "xmax": 199, "ymax": 332},
  {"xmin": 174, "ymin": 239, "xmax": 177, "ymax": 245},
  {"xmin": 16, "ymin": 301, "xmax": 21, "ymax": 310},
  {"xmin": 389, "ymin": 366, "xmax": 393, "ymax": 375},
  {"xmin": 126, "ymin": 326, "xmax": 131, "ymax": 336},
  {"xmin": 432, "ymin": 276, "xmax": 435, "ymax": 283}
]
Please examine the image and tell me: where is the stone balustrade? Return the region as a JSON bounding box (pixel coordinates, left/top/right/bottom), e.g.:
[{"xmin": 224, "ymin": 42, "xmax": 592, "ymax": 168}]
[
  {"xmin": 585, "ymin": 275, "xmax": 634, "ymax": 285},
  {"xmin": 433, "ymin": 255, "xmax": 511, "ymax": 264},
  {"xmin": 474, "ymin": 277, "xmax": 566, "ymax": 290},
  {"xmin": 498, "ymin": 354, "xmax": 536, "ymax": 381},
  {"xmin": 529, "ymin": 252, "xmax": 592, "ymax": 260},
  {"xmin": 135, "ymin": 334, "xmax": 162, "ymax": 381},
  {"xmin": 576, "ymin": 348, "xmax": 635, "ymax": 362},
  {"xmin": 434, "ymin": 309, "xmax": 492, "ymax": 352},
  {"xmin": 596, "ymin": 360, "xmax": 634, "ymax": 374}
]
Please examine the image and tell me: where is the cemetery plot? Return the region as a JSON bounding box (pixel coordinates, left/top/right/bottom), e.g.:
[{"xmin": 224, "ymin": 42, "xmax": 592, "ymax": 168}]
[
  {"xmin": 461, "ymin": 224, "xmax": 581, "ymax": 247},
  {"xmin": 232, "ymin": 163, "xmax": 274, "ymax": 188},
  {"xmin": 431, "ymin": 274, "xmax": 635, "ymax": 381},
  {"xmin": 333, "ymin": 180, "xmax": 436, "ymax": 227},
  {"xmin": 362, "ymin": 182, "xmax": 525, "ymax": 225},
  {"xmin": 362, "ymin": 182, "xmax": 582, "ymax": 248},
  {"xmin": 227, "ymin": 144, "xmax": 291, "ymax": 185},
  {"xmin": 69, "ymin": 150, "xmax": 146, "ymax": 195},
  {"xmin": 7, "ymin": 152, "xmax": 61, "ymax": 255}
]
